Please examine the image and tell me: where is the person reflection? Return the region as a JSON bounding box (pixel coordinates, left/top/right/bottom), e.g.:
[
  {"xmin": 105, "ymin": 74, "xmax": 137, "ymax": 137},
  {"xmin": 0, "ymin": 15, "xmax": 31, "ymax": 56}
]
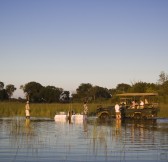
[
  {"xmin": 25, "ymin": 118, "xmax": 32, "ymax": 136},
  {"xmin": 25, "ymin": 118, "xmax": 30, "ymax": 128},
  {"xmin": 115, "ymin": 119, "xmax": 121, "ymax": 136},
  {"xmin": 83, "ymin": 120, "xmax": 88, "ymax": 133},
  {"xmin": 115, "ymin": 102, "xmax": 121, "ymax": 119}
]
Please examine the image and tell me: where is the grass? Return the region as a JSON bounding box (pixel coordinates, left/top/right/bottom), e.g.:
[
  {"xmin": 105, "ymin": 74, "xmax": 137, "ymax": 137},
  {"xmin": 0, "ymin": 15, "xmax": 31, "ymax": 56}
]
[
  {"xmin": 158, "ymin": 103, "xmax": 168, "ymax": 118},
  {"xmin": 0, "ymin": 102, "xmax": 103, "ymax": 118},
  {"xmin": 0, "ymin": 101, "xmax": 168, "ymax": 118}
]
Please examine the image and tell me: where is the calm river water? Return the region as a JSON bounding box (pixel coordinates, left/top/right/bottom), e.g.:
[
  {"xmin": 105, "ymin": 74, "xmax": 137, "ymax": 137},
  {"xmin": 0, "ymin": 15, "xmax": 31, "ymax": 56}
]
[{"xmin": 0, "ymin": 117, "xmax": 168, "ymax": 162}]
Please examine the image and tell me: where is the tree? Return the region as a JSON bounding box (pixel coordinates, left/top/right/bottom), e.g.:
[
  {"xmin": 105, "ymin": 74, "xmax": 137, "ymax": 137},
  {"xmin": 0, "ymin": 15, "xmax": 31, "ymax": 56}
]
[
  {"xmin": 145, "ymin": 83, "xmax": 158, "ymax": 93},
  {"xmin": 116, "ymin": 83, "xmax": 131, "ymax": 93},
  {"xmin": 59, "ymin": 91, "xmax": 70, "ymax": 103},
  {"xmin": 40, "ymin": 86, "xmax": 63, "ymax": 103},
  {"xmin": 0, "ymin": 89, "xmax": 8, "ymax": 100},
  {"xmin": 5, "ymin": 84, "xmax": 16, "ymax": 99},
  {"xmin": 158, "ymin": 80, "xmax": 168, "ymax": 96},
  {"xmin": 158, "ymin": 80, "xmax": 168, "ymax": 103},
  {"xmin": 74, "ymin": 84, "xmax": 111, "ymax": 102},
  {"xmin": 109, "ymin": 88, "xmax": 117, "ymax": 96},
  {"xmin": 21, "ymin": 82, "xmax": 64, "ymax": 103},
  {"xmin": 90, "ymin": 86, "xmax": 111, "ymax": 101},
  {"xmin": 89, "ymin": 86, "xmax": 97, "ymax": 101},
  {"xmin": 158, "ymin": 71, "xmax": 168, "ymax": 85},
  {"xmin": 130, "ymin": 81, "xmax": 158, "ymax": 93},
  {"xmin": 130, "ymin": 81, "xmax": 147, "ymax": 93},
  {"xmin": 0, "ymin": 81, "xmax": 4, "ymax": 90},
  {"xmin": 21, "ymin": 81, "xmax": 43, "ymax": 102},
  {"xmin": 76, "ymin": 83, "xmax": 93, "ymax": 101},
  {"xmin": 0, "ymin": 81, "xmax": 8, "ymax": 100}
]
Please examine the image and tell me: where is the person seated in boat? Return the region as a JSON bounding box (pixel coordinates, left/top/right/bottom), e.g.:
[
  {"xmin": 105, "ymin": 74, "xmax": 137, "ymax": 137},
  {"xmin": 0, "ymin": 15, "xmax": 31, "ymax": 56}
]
[
  {"xmin": 145, "ymin": 99, "xmax": 148, "ymax": 105},
  {"xmin": 139, "ymin": 100, "xmax": 144, "ymax": 108},
  {"xmin": 131, "ymin": 101, "xmax": 136, "ymax": 108}
]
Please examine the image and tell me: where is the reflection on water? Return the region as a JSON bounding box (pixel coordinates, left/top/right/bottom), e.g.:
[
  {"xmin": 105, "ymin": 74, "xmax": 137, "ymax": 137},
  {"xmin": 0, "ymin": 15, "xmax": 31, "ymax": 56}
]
[{"xmin": 0, "ymin": 117, "xmax": 168, "ymax": 162}]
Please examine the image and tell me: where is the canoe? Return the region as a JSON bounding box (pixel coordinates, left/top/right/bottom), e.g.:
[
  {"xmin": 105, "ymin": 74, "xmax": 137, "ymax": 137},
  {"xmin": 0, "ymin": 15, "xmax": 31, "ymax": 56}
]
[{"xmin": 54, "ymin": 114, "xmax": 87, "ymax": 123}]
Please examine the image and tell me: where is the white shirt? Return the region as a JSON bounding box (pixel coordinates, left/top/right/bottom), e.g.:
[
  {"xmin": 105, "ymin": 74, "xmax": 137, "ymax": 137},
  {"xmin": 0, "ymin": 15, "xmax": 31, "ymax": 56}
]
[
  {"xmin": 25, "ymin": 103, "xmax": 30, "ymax": 110},
  {"xmin": 115, "ymin": 104, "xmax": 120, "ymax": 113},
  {"xmin": 140, "ymin": 101, "xmax": 144, "ymax": 106}
]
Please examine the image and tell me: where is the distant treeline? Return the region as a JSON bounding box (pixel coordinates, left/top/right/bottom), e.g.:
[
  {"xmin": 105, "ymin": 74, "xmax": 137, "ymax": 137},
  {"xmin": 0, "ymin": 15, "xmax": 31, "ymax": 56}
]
[{"xmin": 1, "ymin": 71, "xmax": 168, "ymax": 103}]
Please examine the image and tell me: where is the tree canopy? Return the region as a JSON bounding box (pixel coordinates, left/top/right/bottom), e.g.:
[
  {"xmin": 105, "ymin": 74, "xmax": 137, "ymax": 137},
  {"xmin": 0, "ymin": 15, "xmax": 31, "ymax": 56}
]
[
  {"xmin": 1, "ymin": 71, "xmax": 168, "ymax": 103},
  {"xmin": 6, "ymin": 84, "xmax": 16, "ymax": 99},
  {"xmin": 20, "ymin": 81, "xmax": 65, "ymax": 103},
  {"xmin": 0, "ymin": 81, "xmax": 16, "ymax": 100}
]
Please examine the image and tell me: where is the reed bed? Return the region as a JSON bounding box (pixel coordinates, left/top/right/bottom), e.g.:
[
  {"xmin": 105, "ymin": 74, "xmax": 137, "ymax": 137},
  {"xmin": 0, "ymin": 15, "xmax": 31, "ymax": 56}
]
[
  {"xmin": 0, "ymin": 102, "xmax": 105, "ymax": 118},
  {"xmin": 158, "ymin": 103, "xmax": 168, "ymax": 118},
  {"xmin": 0, "ymin": 102, "xmax": 168, "ymax": 118},
  {"xmin": 0, "ymin": 102, "xmax": 24, "ymax": 117}
]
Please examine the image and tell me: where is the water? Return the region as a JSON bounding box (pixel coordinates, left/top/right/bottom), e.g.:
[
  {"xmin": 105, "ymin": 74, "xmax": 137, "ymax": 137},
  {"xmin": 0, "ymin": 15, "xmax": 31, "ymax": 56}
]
[{"xmin": 0, "ymin": 117, "xmax": 168, "ymax": 162}]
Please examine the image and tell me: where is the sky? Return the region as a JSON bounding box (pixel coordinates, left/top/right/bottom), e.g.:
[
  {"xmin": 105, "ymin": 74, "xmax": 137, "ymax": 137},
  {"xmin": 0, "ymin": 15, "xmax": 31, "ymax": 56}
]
[{"xmin": 0, "ymin": 0, "xmax": 168, "ymax": 98}]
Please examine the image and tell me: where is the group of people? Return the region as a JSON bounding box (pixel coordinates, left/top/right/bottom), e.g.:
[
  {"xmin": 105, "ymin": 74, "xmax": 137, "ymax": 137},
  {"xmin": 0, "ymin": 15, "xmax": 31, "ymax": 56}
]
[
  {"xmin": 114, "ymin": 99, "xmax": 148, "ymax": 119},
  {"xmin": 131, "ymin": 99, "xmax": 148, "ymax": 109}
]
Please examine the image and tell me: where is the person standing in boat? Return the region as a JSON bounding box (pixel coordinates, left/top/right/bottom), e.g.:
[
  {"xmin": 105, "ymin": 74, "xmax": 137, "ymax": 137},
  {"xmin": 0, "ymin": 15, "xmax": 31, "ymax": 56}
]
[
  {"xmin": 115, "ymin": 102, "xmax": 121, "ymax": 119},
  {"xmin": 83, "ymin": 102, "xmax": 88, "ymax": 115},
  {"xmin": 25, "ymin": 101, "xmax": 30, "ymax": 118}
]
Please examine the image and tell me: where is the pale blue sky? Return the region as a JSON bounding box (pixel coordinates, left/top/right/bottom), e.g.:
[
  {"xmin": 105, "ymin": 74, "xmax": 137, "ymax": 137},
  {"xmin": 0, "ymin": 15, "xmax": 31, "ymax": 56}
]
[{"xmin": 0, "ymin": 0, "xmax": 168, "ymax": 98}]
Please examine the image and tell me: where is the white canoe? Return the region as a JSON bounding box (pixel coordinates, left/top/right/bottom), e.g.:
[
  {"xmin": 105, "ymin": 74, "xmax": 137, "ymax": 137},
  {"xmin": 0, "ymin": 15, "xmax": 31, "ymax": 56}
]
[
  {"xmin": 54, "ymin": 114, "xmax": 67, "ymax": 122},
  {"xmin": 71, "ymin": 114, "xmax": 87, "ymax": 123},
  {"xmin": 54, "ymin": 114, "xmax": 87, "ymax": 123}
]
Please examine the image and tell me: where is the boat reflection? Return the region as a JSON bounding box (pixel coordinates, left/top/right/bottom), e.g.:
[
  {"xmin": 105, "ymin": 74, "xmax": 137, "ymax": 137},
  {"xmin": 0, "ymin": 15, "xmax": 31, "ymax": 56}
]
[{"xmin": 122, "ymin": 119, "xmax": 157, "ymax": 144}]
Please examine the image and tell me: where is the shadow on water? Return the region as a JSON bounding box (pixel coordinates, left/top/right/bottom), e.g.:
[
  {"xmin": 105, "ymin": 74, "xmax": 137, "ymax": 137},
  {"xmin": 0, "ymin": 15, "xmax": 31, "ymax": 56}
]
[{"xmin": 0, "ymin": 117, "xmax": 168, "ymax": 162}]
